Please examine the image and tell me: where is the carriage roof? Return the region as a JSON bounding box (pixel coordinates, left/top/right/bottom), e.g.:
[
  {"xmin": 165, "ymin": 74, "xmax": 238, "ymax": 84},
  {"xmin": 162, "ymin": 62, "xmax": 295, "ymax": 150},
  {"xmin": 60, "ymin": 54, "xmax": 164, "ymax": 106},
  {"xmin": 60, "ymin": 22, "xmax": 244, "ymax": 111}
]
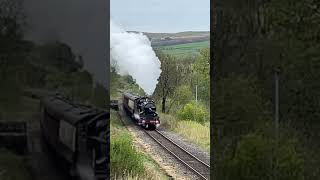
[{"xmin": 41, "ymin": 96, "xmax": 108, "ymax": 125}]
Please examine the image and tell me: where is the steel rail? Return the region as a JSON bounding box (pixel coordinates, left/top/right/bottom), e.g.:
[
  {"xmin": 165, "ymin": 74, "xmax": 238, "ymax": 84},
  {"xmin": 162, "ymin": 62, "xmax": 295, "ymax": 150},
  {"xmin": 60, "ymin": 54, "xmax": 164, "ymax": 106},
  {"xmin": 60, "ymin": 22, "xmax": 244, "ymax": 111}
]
[
  {"xmin": 145, "ymin": 130, "xmax": 210, "ymax": 180},
  {"xmin": 117, "ymin": 105, "xmax": 210, "ymax": 179},
  {"xmin": 156, "ymin": 130, "xmax": 210, "ymax": 168}
]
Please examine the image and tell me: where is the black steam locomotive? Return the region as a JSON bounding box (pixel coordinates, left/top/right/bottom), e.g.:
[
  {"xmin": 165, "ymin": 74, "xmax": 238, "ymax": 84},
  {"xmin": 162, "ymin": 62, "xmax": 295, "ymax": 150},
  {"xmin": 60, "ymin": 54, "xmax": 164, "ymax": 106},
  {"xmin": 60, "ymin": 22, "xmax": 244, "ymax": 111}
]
[
  {"xmin": 122, "ymin": 92, "xmax": 160, "ymax": 130},
  {"xmin": 40, "ymin": 94, "xmax": 109, "ymax": 180}
]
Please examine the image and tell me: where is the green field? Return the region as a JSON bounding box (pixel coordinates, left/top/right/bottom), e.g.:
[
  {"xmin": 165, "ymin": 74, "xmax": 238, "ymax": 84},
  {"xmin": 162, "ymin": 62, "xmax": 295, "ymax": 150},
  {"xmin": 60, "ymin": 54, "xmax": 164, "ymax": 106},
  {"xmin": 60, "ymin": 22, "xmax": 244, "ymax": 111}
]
[
  {"xmin": 155, "ymin": 40, "xmax": 209, "ymax": 57},
  {"xmin": 144, "ymin": 31, "xmax": 209, "ymax": 39}
]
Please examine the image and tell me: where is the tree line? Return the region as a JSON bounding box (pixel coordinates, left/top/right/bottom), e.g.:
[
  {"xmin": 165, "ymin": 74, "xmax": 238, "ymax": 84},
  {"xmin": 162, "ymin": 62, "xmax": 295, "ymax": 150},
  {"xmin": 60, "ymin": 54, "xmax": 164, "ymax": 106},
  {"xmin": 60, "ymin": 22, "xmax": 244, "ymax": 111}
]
[
  {"xmin": 153, "ymin": 48, "xmax": 210, "ymax": 123},
  {"xmin": 213, "ymin": 0, "xmax": 320, "ymax": 179}
]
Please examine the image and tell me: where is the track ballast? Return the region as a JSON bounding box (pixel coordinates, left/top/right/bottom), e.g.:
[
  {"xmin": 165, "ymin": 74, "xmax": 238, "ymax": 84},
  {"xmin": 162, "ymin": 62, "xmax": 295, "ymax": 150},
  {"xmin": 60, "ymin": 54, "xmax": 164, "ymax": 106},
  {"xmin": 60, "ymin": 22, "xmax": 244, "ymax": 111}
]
[{"xmin": 144, "ymin": 129, "xmax": 210, "ymax": 180}]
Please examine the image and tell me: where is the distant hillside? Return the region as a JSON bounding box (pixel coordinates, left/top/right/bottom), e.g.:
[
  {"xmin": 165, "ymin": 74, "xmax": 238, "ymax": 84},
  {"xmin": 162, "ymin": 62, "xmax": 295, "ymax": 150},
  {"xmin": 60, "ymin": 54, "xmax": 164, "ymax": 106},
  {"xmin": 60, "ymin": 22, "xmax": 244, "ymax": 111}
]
[{"xmin": 127, "ymin": 31, "xmax": 210, "ymax": 47}]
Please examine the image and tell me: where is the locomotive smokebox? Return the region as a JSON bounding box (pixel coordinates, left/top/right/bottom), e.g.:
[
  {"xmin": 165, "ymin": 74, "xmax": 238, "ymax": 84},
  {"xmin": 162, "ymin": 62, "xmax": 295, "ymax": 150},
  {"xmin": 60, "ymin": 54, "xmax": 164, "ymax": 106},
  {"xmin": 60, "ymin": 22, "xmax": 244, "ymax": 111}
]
[{"xmin": 122, "ymin": 92, "xmax": 160, "ymax": 130}]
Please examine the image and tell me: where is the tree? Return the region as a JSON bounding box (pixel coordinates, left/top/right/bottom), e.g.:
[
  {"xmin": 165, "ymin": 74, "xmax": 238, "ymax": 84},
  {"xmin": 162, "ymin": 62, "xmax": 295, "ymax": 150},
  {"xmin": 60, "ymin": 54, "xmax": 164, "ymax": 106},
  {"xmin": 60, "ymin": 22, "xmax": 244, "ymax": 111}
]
[
  {"xmin": 226, "ymin": 133, "xmax": 304, "ymax": 180},
  {"xmin": 192, "ymin": 47, "xmax": 210, "ymax": 104},
  {"xmin": 213, "ymin": 0, "xmax": 320, "ymax": 179},
  {"xmin": 154, "ymin": 51, "xmax": 179, "ymax": 113},
  {"xmin": 91, "ymin": 83, "xmax": 108, "ymax": 109},
  {"xmin": 0, "ymin": 0, "xmax": 25, "ymax": 40}
]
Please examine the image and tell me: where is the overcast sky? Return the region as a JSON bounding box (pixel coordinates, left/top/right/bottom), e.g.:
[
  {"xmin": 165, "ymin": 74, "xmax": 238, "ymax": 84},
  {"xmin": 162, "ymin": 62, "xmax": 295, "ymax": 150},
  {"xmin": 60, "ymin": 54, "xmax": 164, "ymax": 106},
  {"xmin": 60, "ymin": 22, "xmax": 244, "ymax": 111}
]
[{"xmin": 111, "ymin": 0, "xmax": 210, "ymax": 33}]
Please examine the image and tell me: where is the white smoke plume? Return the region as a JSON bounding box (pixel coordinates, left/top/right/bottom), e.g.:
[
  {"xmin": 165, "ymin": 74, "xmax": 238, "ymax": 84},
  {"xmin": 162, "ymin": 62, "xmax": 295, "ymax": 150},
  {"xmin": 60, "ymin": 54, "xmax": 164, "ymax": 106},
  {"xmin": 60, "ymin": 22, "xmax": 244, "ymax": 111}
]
[{"xmin": 110, "ymin": 20, "xmax": 161, "ymax": 95}]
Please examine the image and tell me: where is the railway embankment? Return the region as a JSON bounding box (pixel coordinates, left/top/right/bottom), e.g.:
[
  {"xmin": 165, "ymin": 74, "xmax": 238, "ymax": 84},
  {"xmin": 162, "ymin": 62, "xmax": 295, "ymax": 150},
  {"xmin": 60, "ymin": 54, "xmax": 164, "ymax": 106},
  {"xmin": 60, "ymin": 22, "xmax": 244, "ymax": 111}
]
[
  {"xmin": 110, "ymin": 110, "xmax": 169, "ymax": 179},
  {"xmin": 116, "ymin": 104, "xmax": 210, "ymax": 180}
]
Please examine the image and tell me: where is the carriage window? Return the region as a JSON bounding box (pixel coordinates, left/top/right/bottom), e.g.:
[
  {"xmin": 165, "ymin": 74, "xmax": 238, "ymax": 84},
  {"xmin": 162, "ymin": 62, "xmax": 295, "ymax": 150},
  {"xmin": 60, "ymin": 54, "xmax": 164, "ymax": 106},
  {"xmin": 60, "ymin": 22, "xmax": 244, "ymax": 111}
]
[
  {"xmin": 59, "ymin": 120, "xmax": 76, "ymax": 152},
  {"xmin": 128, "ymin": 99, "xmax": 134, "ymax": 109}
]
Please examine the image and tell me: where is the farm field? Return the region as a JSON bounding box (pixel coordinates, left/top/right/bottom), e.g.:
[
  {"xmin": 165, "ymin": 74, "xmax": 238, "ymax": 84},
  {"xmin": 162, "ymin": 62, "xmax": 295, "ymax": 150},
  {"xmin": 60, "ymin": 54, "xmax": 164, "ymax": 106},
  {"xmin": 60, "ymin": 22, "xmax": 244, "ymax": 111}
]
[
  {"xmin": 129, "ymin": 31, "xmax": 209, "ymax": 39},
  {"xmin": 155, "ymin": 40, "xmax": 209, "ymax": 57}
]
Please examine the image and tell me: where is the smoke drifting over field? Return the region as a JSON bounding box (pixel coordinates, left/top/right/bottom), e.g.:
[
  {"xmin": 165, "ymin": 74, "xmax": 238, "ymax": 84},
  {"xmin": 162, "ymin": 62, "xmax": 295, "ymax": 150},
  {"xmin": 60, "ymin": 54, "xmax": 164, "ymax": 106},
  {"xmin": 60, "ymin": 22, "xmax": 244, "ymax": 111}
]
[{"xmin": 110, "ymin": 20, "xmax": 161, "ymax": 95}]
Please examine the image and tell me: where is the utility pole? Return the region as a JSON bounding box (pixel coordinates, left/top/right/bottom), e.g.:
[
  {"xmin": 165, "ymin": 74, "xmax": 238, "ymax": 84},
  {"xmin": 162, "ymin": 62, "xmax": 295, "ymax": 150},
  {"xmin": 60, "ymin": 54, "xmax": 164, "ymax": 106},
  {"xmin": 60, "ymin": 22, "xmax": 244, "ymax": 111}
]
[
  {"xmin": 195, "ymin": 85, "xmax": 198, "ymax": 104},
  {"xmin": 274, "ymin": 68, "xmax": 280, "ymax": 180},
  {"xmin": 275, "ymin": 68, "xmax": 280, "ymax": 139}
]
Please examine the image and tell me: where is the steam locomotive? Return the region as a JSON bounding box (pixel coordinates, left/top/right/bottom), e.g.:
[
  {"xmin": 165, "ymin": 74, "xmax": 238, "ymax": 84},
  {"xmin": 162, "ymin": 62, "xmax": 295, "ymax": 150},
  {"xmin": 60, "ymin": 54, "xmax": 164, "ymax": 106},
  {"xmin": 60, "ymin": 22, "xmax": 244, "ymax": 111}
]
[
  {"xmin": 122, "ymin": 92, "xmax": 160, "ymax": 130},
  {"xmin": 40, "ymin": 94, "xmax": 109, "ymax": 180}
]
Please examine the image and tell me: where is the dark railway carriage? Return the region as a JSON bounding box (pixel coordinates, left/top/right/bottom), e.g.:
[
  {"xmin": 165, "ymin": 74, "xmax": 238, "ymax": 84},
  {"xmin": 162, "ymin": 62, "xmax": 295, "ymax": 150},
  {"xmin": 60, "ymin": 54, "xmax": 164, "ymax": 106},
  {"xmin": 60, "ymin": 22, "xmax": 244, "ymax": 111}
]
[
  {"xmin": 122, "ymin": 92, "xmax": 160, "ymax": 130},
  {"xmin": 40, "ymin": 95, "xmax": 109, "ymax": 180}
]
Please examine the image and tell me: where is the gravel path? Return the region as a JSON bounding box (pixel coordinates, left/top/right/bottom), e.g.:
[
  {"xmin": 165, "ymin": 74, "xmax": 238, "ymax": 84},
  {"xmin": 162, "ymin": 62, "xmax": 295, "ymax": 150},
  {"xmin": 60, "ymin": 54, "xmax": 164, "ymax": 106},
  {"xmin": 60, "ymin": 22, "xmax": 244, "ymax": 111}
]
[{"xmin": 117, "ymin": 107, "xmax": 210, "ymax": 180}]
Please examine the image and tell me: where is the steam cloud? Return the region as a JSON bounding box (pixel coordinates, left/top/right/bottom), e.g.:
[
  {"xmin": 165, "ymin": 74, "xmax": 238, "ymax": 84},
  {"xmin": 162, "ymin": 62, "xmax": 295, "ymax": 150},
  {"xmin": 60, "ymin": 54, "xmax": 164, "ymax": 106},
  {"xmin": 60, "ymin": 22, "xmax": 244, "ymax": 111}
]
[{"xmin": 110, "ymin": 20, "xmax": 161, "ymax": 95}]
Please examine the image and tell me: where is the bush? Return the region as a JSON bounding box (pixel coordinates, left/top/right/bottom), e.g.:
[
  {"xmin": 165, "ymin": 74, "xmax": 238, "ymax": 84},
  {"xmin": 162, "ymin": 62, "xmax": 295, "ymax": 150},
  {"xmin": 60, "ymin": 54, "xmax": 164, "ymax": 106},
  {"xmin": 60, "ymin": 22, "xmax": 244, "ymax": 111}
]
[
  {"xmin": 277, "ymin": 141, "xmax": 304, "ymax": 180},
  {"xmin": 178, "ymin": 101, "xmax": 208, "ymax": 123},
  {"xmin": 110, "ymin": 133, "xmax": 145, "ymax": 177},
  {"xmin": 225, "ymin": 133, "xmax": 304, "ymax": 180},
  {"xmin": 228, "ymin": 134, "xmax": 272, "ymax": 180}
]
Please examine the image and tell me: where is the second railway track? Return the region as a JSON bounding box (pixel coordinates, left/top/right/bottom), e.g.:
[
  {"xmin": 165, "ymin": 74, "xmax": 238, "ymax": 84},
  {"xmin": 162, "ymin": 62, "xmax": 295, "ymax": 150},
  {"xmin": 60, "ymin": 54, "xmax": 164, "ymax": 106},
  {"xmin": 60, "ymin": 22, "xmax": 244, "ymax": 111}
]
[{"xmin": 145, "ymin": 129, "xmax": 210, "ymax": 180}]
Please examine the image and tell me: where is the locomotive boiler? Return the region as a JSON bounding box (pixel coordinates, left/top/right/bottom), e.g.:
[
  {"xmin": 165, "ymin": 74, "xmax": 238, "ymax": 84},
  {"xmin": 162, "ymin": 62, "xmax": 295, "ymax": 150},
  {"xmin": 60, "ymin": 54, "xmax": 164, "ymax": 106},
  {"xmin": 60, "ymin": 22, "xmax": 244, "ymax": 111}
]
[
  {"xmin": 40, "ymin": 94, "xmax": 109, "ymax": 180},
  {"xmin": 122, "ymin": 92, "xmax": 160, "ymax": 130}
]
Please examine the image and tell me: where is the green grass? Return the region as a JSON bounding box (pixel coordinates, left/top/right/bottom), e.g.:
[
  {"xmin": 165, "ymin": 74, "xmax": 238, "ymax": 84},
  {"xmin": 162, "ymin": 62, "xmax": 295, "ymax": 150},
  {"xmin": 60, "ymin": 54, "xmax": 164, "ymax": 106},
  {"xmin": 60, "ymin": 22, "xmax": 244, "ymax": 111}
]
[
  {"xmin": 111, "ymin": 133, "xmax": 145, "ymax": 176},
  {"xmin": 174, "ymin": 121, "xmax": 210, "ymax": 152},
  {"xmin": 110, "ymin": 111, "xmax": 168, "ymax": 180},
  {"xmin": 155, "ymin": 41, "xmax": 209, "ymax": 57},
  {"xmin": 159, "ymin": 112, "xmax": 210, "ymax": 152},
  {"xmin": 0, "ymin": 149, "xmax": 32, "ymax": 180}
]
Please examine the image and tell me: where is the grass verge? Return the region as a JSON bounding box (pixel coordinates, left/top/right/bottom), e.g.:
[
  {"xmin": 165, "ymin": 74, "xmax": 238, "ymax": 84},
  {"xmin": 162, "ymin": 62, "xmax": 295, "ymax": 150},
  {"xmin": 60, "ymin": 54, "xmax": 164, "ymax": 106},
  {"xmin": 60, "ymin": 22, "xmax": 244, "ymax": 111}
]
[
  {"xmin": 110, "ymin": 110, "xmax": 168, "ymax": 180},
  {"xmin": 159, "ymin": 112, "xmax": 210, "ymax": 152}
]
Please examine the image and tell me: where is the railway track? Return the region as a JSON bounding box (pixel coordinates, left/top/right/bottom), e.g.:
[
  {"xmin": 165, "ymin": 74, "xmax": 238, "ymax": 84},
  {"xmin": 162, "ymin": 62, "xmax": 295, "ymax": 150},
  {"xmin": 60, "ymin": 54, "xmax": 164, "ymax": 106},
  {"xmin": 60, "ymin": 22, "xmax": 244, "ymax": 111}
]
[
  {"xmin": 116, "ymin": 104, "xmax": 210, "ymax": 179},
  {"xmin": 144, "ymin": 130, "xmax": 210, "ymax": 180}
]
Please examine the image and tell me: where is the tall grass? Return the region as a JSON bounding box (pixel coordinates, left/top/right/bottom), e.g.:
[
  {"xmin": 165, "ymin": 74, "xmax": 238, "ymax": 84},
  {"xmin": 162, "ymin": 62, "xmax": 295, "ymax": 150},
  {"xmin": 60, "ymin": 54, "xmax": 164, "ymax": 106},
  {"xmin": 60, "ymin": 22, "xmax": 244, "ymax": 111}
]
[
  {"xmin": 110, "ymin": 133, "xmax": 145, "ymax": 177},
  {"xmin": 174, "ymin": 121, "xmax": 210, "ymax": 152},
  {"xmin": 110, "ymin": 111, "xmax": 145, "ymax": 178},
  {"xmin": 159, "ymin": 112, "xmax": 210, "ymax": 152}
]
